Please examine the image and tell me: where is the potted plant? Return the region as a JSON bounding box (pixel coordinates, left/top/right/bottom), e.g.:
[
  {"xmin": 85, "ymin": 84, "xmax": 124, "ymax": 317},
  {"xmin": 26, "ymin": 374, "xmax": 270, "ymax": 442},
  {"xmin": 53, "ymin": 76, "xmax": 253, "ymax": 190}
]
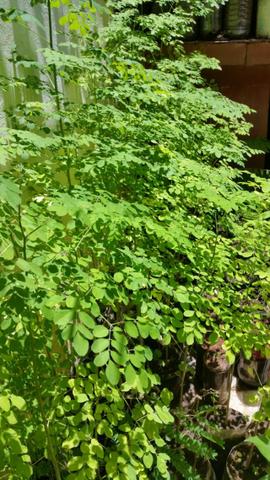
[
  {"xmin": 237, "ymin": 351, "xmax": 270, "ymax": 388},
  {"xmin": 223, "ymin": 440, "xmax": 268, "ymax": 479},
  {"xmin": 224, "ymin": 386, "xmax": 270, "ymax": 478}
]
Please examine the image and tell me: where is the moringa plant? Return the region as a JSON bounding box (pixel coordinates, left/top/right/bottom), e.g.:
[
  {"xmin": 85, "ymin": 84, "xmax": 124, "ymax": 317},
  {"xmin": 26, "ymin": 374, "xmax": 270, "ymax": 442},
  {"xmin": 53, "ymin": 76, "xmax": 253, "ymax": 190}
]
[{"xmin": 0, "ymin": 0, "xmax": 270, "ymax": 479}]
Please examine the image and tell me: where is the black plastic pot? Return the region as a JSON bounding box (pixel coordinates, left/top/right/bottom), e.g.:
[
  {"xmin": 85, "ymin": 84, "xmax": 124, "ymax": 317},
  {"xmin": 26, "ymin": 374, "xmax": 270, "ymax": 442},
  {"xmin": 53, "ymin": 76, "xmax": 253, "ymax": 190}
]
[
  {"xmin": 224, "ymin": 0, "xmax": 253, "ymax": 38},
  {"xmin": 186, "ymin": 454, "xmax": 216, "ymax": 480},
  {"xmin": 203, "ymin": 460, "xmax": 217, "ymax": 480},
  {"xmin": 201, "ymin": 8, "xmax": 222, "ymax": 39},
  {"xmin": 208, "ymin": 407, "xmax": 250, "ymax": 477},
  {"xmin": 237, "ymin": 353, "xmax": 270, "ymax": 387},
  {"xmin": 223, "ymin": 441, "xmax": 267, "ymax": 479}
]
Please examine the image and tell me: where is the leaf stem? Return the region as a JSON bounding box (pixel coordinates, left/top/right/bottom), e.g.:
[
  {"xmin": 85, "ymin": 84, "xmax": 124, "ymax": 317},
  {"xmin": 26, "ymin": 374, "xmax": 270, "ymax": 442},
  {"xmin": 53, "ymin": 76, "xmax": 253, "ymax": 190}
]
[
  {"xmin": 18, "ymin": 206, "xmax": 27, "ymax": 260},
  {"xmin": 179, "ymin": 345, "xmax": 188, "ymax": 408}
]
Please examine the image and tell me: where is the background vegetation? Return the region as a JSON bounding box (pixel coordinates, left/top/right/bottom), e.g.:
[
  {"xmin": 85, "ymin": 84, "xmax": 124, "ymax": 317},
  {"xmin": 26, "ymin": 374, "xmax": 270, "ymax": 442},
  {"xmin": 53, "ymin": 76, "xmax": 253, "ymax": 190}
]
[{"xmin": 0, "ymin": 1, "xmax": 270, "ymax": 479}]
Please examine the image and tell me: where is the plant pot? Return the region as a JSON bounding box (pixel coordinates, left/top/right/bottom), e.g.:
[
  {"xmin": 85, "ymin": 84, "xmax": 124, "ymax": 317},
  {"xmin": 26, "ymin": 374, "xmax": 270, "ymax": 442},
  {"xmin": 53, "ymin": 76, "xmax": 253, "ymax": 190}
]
[
  {"xmin": 207, "ymin": 406, "xmax": 250, "ymax": 437},
  {"xmin": 237, "ymin": 352, "xmax": 270, "ymax": 387},
  {"xmin": 202, "ymin": 339, "xmax": 232, "ymax": 405},
  {"xmin": 197, "ymin": 459, "xmax": 216, "ymax": 480},
  {"xmin": 207, "ymin": 407, "xmax": 250, "ymax": 477},
  {"xmin": 201, "ymin": 8, "xmax": 222, "ymax": 39},
  {"xmin": 184, "ymin": 452, "xmax": 216, "ymax": 480},
  {"xmin": 224, "ymin": 0, "xmax": 253, "ymax": 38},
  {"xmin": 256, "ymin": 0, "xmax": 270, "ymax": 38},
  {"xmin": 223, "ymin": 441, "xmax": 268, "ymax": 479}
]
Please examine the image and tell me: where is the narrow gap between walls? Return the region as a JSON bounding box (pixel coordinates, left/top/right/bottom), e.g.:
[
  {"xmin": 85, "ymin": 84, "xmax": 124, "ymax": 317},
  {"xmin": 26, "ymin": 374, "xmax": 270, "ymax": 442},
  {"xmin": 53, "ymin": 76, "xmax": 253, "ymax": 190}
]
[{"xmin": 265, "ymin": 86, "xmax": 270, "ymax": 169}]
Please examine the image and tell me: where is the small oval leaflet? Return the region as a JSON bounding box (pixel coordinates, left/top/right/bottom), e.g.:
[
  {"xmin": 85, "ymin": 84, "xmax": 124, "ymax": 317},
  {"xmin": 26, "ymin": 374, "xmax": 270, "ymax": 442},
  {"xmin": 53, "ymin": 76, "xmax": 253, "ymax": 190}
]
[
  {"xmin": 0, "ymin": 396, "xmax": 10, "ymax": 412},
  {"xmin": 125, "ymin": 321, "xmax": 139, "ymax": 338},
  {"xmin": 105, "ymin": 360, "xmax": 120, "ymax": 385},
  {"xmin": 91, "ymin": 338, "xmax": 110, "ymax": 353},
  {"xmin": 94, "ymin": 350, "xmax": 110, "ymax": 367},
  {"xmin": 73, "ymin": 332, "xmax": 89, "ymax": 356},
  {"xmin": 93, "ymin": 325, "xmax": 109, "ymax": 338},
  {"xmin": 114, "ymin": 272, "xmax": 124, "ymax": 283},
  {"xmin": 143, "ymin": 452, "xmax": 153, "ymax": 469}
]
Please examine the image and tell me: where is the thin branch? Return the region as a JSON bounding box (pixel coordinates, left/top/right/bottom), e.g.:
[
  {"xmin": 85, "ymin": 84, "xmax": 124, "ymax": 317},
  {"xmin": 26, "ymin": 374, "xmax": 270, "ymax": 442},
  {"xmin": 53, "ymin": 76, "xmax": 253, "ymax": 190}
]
[{"xmin": 18, "ymin": 206, "xmax": 27, "ymax": 260}]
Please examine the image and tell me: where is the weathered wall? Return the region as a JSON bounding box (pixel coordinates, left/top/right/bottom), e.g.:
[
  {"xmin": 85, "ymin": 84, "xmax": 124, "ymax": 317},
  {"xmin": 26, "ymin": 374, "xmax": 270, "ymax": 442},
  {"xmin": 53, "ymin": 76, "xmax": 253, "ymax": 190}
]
[{"xmin": 0, "ymin": 1, "xmax": 106, "ymax": 127}]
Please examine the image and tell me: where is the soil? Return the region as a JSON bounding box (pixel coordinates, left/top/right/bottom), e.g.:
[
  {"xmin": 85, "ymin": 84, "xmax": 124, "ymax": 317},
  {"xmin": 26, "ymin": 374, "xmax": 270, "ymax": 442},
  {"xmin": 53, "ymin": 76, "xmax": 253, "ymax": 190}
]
[
  {"xmin": 226, "ymin": 443, "xmax": 268, "ymax": 480},
  {"xmin": 247, "ymin": 420, "xmax": 270, "ymax": 436},
  {"xmin": 207, "ymin": 407, "xmax": 249, "ymax": 432}
]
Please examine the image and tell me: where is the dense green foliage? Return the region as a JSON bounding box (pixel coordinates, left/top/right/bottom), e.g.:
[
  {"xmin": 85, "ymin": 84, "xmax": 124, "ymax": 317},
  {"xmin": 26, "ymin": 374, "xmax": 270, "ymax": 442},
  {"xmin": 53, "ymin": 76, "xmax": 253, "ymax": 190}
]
[{"xmin": 0, "ymin": 0, "xmax": 270, "ymax": 478}]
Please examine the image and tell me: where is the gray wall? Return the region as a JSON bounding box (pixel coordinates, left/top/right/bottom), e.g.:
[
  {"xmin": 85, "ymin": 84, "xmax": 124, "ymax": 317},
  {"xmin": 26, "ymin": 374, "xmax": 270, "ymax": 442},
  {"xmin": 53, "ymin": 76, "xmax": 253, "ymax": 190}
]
[{"xmin": 0, "ymin": 1, "xmax": 107, "ymax": 126}]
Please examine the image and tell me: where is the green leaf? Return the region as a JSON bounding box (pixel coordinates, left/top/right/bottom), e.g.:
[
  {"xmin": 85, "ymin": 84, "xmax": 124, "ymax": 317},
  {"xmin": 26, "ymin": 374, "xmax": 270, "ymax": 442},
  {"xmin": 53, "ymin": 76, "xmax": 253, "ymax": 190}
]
[
  {"xmin": 143, "ymin": 452, "xmax": 153, "ymax": 469},
  {"xmin": 114, "ymin": 272, "xmax": 124, "ymax": 283},
  {"xmin": 0, "ymin": 177, "xmax": 21, "ymax": 210},
  {"xmin": 75, "ymin": 393, "xmax": 88, "ymax": 403},
  {"xmin": 138, "ymin": 369, "xmax": 149, "ymax": 391},
  {"xmin": 126, "ymin": 464, "xmax": 137, "ymax": 480},
  {"xmin": 90, "ymin": 301, "xmax": 100, "ymax": 318},
  {"xmin": 125, "ymin": 321, "xmax": 139, "ymax": 338},
  {"xmin": 54, "ymin": 309, "xmax": 75, "ymax": 327},
  {"xmin": 1, "ymin": 317, "xmax": 12, "ymax": 331},
  {"xmin": 186, "ymin": 333, "xmax": 194, "ymax": 346},
  {"xmin": 226, "ymin": 350, "xmax": 235, "ymax": 365},
  {"xmin": 16, "ymin": 258, "xmax": 31, "ymax": 271},
  {"xmin": 105, "ymin": 360, "xmax": 120, "ymax": 385},
  {"xmin": 94, "ymin": 350, "xmax": 110, "ymax": 367},
  {"xmin": 155, "ymin": 405, "xmax": 174, "ymax": 424},
  {"xmin": 92, "ymin": 286, "xmax": 105, "ymax": 300},
  {"xmin": 0, "ymin": 396, "xmax": 10, "ymax": 412},
  {"xmin": 125, "ymin": 363, "xmax": 137, "ymax": 386},
  {"xmin": 78, "ymin": 324, "xmax": 93, "ymax": 340},
  {"xmin": 247, "ymin": 435, "xmax": 270, "ymax": 462},
  {"xmin": 79, "ymin": 311, "xmax": 95, "ymax": 329},
  {"xmin": 10, "ymin": 395, "xmax": 26, "ymax": 410},
  {"xmin": 111, "ymin": 349, "xmax": 128, "ymax": 365},
  {"xmin": 90, "ymin": 438, "xmax": 104, "ymax": 459},
  {"xmin": 91, "ymin": 338, "xmax": 110, "ymax": 353},
  {"xmin": 67, "ymin": 456, "xmax": 85, "ymax": 472},
  {"xmin": 93, "ymin": 325, "xmax": 109, "ymax": 338},
  {"xmin": 111, "ymin": 335, "xmax": 128, "ymax": 353},
  {"xmin": 66, "ymin": 296, "xmax": 78, "ymax": 308},
  {"xmin": 62, "ymin": 324, "xmax": 73, "ymax": 341},
  {"xmin": 13, "ymin": 461, "xmax": 32, "ymax": 478},
  {"xmin": 73, "ymin": 332, "xmax": 89, "ymax": 356}
]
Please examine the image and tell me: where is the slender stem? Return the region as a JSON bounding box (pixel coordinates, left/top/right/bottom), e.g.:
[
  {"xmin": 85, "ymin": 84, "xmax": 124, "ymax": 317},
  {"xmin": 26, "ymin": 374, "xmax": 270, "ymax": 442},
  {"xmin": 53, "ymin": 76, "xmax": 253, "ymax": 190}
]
[
  {"xmin": 246, "ymin": 422, "xmax": 259, "ymax": 470},
  {"xmin": 18, "ymin": 206, "xmax": 27, "ymax": 260},
  {"xmin": 47, "ymin": 0, "xmax": 72, "ymax": 191},
  {"xmin": 179, "ymin": 345, "xmax": 188, "ymax": 408},
  {"xmin": 48, "ymin": 0, "xmax": 73, "ymax": 192},
  {"xmin": 47, "ymin": 0, "xmax": 64, "ymax": 133}
]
